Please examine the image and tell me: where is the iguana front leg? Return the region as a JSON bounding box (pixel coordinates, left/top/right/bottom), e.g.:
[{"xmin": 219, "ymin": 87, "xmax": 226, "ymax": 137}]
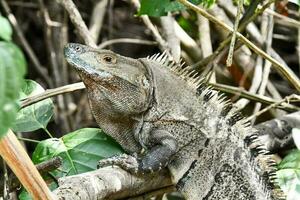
[{"xmin": 98, "ymin": 130, "xmax": 177, "ymax": 174}]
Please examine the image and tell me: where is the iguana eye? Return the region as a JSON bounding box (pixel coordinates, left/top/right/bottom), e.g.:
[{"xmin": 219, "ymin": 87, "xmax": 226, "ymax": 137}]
[
  {"xmin": 102, "ymin": 55, "xmax": 116, "ymax": 64},
  {"xmin": 74, "ymin": 46, "xmax": 81, "ymax": 52}
]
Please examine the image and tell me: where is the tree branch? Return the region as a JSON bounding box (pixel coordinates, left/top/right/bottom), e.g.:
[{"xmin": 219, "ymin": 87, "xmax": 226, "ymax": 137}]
[{"xmin": 53, "ymin": 167, "xmax": 173, "ymax": 200}]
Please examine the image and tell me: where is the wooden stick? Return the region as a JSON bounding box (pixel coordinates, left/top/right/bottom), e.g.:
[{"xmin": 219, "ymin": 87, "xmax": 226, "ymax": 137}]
[{"xmin": 0, "ymin": 130, "xmax": 54, "ymax": 200}]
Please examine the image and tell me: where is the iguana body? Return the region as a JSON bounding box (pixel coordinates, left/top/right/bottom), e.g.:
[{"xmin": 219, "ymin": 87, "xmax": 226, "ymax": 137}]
[{"xmin": 64, "ymin": 43, "xmax": 284, "ymax": 200}]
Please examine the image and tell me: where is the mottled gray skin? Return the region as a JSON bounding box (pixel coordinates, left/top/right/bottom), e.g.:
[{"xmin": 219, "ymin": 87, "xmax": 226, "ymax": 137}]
[{"xmin": 64, "ymin": 43, "xmax": 284, "ymax": 200}]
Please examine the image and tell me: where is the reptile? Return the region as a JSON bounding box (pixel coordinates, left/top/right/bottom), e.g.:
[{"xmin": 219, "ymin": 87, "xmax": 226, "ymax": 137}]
[{"xmin": 64, "ymin": 43, "xmax": 285, "ymax": 200}]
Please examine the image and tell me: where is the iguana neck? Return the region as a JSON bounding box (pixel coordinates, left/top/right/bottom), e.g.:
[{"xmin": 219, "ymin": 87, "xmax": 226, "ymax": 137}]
[{"xmin": 86, "ymin": 85, "xmax": 143, "ymax": 153}]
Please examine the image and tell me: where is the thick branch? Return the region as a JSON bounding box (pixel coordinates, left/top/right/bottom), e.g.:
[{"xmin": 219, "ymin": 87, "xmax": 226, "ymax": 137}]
[
  {"xmin": 53, "ymin": 166, "xmax": 173, "ymax": 200},
  {"xmin": 0, "ymin": 130, "xmax": 54, "ymax": 199}
]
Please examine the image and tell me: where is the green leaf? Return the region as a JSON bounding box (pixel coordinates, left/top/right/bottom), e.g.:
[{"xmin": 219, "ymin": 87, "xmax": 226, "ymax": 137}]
[
  {"xmin": 138, "ymin": 0, "xmax": 215, "ymax": 17},
  {"xmin": 0, "ymin": 42, "xmax": 26, "ymax": 137},
  {"xmin": 12, "ymin": 80, "xmax": 54, "ymax": 132},
  {"xmin": 277, "ymin": 149, "xmax": 300, "ymax": 199},
  {"xmin": 32, "ymin": 128, "xmax": 124, "ymax": 177},
  {"xmin": 164, "ymin": 2, "xmax": 186, "ymax": 13},
  {"xmin": 278, "ymin": 149, "xmax": 300, "ymax": 169},
  {"xmin": 138, "ymin": 0, "xmax": 169, "ymax": 17},
  {"xmin": 0, "ymin": 16, "xmax": 12, "ymax": 41}
]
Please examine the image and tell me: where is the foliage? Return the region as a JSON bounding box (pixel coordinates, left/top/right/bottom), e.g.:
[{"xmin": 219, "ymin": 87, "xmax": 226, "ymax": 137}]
[
  {"xmin": 19, "ymin": 128, "xmax": 124, "ymax": 200},
  {"xmin": 0, "ymin": 17, "xmax": 27, "ymax": 137},
  {"xmin": 0, "ymin": 15, "xmax": 12, "ymax": 41},
  {"xmin": 12, "ymin": 80, "xmax": 54, "ymax": 133},
  {"xmin": 138, "ymin": 0, "xmax": 215, "ymax": 17},
  {"xmin": 276, "ymin": 128, "xmax": 300, "ymax": 200},
  {"xmin": 277, "ymin": 149, "xmax": 300, "ymax": 200},
  {"xmin": 32, "ymin": 128, "xmax": 124, "ymax": 177}
]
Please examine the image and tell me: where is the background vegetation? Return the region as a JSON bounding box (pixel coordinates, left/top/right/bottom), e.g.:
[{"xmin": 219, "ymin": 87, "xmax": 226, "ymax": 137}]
[{"xmin": 0, "ymin": 0, "xmax": 300, "ymax": 199}]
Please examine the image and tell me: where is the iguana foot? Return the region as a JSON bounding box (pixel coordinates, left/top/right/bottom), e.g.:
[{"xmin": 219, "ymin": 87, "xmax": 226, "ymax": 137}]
[{"xmin": 97, "ymin": 154, "xmax": 140, "ymax": 174}]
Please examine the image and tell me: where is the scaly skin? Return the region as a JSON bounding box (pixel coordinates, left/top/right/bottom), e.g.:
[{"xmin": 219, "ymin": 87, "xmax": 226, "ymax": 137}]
[{"xmin": 64, "ymin": 43, "xmax": 285, "ymax": 200}]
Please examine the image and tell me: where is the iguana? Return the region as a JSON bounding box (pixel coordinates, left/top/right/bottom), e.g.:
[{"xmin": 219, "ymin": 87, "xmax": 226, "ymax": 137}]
[{"xmin": 64, "ymin": 43, "xmax": 285, "ymax": 200}]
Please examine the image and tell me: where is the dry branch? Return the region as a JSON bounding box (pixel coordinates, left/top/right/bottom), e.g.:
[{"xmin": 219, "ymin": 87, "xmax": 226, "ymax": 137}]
[
  {"xmin": 0, "ymin": 130, "xmax": 54, "ymax": 199},
  {"xmin": 20, "ymin": 82, "xmax": 85, "ymax": 108},
  {"xmin": 98, "ymin": 38, "xmax": 157, "ymax": 49},
  {"xmin": 53, "ymin": 166, "xmax": 173, "ymax": 200}
]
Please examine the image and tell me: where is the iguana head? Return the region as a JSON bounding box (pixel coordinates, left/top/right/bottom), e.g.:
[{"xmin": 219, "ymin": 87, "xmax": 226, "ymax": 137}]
[{"xmin": 64, "ymin": 43, "xmax": 152, "ymax": 115}]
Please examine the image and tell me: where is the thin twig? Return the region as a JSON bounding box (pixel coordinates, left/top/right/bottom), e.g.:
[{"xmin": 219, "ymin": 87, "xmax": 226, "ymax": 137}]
[
  {"xmin": 98, "ymin": 38, "xmax": 157, "ymax": 49},
  {"xmin": 56, "ymin": 0, "xmax": 96, "ymax": 47},
  {"xmin": 7, "ymin": 1, "xmax": 38, "ymax": 8},
  {"xmin": 20, "ymin": 82, "xmax": 85, "ymax": 108},
  {"xmin": 226, "ymin": 0, "xmax": 243, "ymax": 67},
  {"xmin": 264, "ymin": 7, "xmax": 300, "ymax": 28},
  {"xmin": 210, "ymin": 83, "xmax": 299, "ymax": 112},
  {"xmin": 178, "ymin": 0, "xmax": 300, "ymax": 92},
  {"xmin": 247, "ymin": 94, "xmax": 300, "ymax": 121}
]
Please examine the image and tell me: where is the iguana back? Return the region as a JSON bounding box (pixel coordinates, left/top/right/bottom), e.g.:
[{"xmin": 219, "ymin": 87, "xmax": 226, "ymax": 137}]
[{"xmin": 140, "ymin": 53, "xmax": 284, "ymax": 200}]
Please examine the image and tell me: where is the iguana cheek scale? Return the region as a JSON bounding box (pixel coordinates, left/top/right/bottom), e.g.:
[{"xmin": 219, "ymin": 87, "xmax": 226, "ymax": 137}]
[{"xmin": 64, "ymin": 43, "xmax": 285, "ymax": 200}]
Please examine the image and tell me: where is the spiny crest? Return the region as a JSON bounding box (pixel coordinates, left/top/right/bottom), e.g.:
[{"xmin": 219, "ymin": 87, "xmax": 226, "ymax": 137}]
[
  {"xmin": 147, "ymin": 51, "xmax": 205, "ymax": 90},
  {"xmin": 246, "ymin": 132, "xmax": 286, "ymax": 200}
]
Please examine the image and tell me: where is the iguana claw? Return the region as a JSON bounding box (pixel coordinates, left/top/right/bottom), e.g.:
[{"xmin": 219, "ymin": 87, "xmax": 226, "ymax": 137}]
[{"xmin": 97, "ymin": 154, "xmax": 140, "ymax": 174}]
